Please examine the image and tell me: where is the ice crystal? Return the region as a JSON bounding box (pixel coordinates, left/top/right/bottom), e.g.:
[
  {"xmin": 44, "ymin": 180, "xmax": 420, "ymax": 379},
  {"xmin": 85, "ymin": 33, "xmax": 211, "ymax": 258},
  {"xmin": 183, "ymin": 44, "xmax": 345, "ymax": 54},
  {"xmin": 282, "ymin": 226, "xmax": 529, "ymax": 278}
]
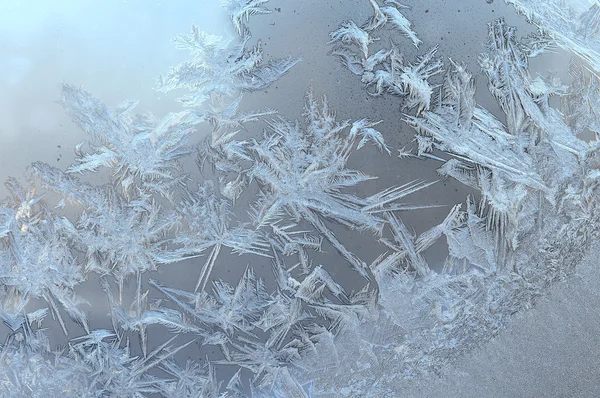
[
  {"xmin": 0, "ymin": 313, "xmax": 186, "ymax": 397},
  {"xmin": 563, "ymin": 59, "xmax": 600, "ymax": 135},
  {"xmin": 243, "ymin": 90, "xmax": 432, "ymax": 280},
  {"xmin": 330, "ymin": 7, "xmax": 442, "ymax": 112},
  {"xmin": 221, "ymin": 0, "xmax": 271, "ymax": 37},
  {"xmin": 156, "ymin": 24, "xmax": 299, "ymax": 110},
  {"xmin": 60, "ymin": 85, "xmax": 194, "ymax": 198},
  {"xmin": 505, "ymin": 0, "xmax": 600, "ymax": 74},
  {"xmin": 173, "ymin": 180, "xmax": 269, "ymax": 292},
  {"xmin": 0, "ymin": 179, "xmax": 88, "ymax": 334},
  {"xmin": 380, "ymin": 5, "xmax": 421, "ymax": 47},
  {"xmin": 329, "ymin": 20, "xmax": 376, "ymax": 59},
  {"xmin": 30, "ymin": 163, "xmax": 182, "ymax": 299}
]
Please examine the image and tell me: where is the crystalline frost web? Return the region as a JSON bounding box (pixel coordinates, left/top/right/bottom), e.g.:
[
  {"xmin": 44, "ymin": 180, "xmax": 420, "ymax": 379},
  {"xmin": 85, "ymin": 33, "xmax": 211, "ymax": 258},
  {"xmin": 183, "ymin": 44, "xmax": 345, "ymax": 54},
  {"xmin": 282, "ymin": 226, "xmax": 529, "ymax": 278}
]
[{"xmin": 2, "ymin": 0, "xmax": 600, "ymax": 397}]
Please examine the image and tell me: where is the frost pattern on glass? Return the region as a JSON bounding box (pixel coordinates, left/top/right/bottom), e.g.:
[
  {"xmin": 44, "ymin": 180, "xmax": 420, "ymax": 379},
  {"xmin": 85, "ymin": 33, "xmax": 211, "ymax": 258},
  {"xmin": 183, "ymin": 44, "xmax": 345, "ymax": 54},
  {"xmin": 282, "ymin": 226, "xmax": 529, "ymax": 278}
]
[{"xmin": 1, "ymin": 0, "xmax": 600, "ymax": 397}]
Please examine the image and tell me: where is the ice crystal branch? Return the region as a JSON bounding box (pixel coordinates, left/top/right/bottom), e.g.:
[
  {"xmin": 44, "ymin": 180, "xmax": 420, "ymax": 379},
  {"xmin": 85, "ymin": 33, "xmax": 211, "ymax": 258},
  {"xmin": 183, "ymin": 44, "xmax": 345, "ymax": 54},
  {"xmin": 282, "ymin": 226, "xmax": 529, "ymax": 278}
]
[
  {"xmin": 330, "ymin": 6, "xmax": 441, "ymax": 112},
  {"xmin": 244, "ymin": 90, "xmax": 434, "ymax": 280},
  {"xmin": 0, "ymin": 179, "xmax": 88, "ymax": 334},
  {"xmin": 60, "ymin": 84, "xmax": 194, "ymax": 198},
  {"xmin": 329, "ymin": 20, "xmax": 376, "ymax": 58},
  {"xmin": 173, "ymin": 180, "xmax": 270, "ymax": 292},
  {"xmin": 563, "ymin": 59, "xmax": 600, "ymax": 135},
  {"xmin": 30, "ymin": 163, "xmax": 181, "ymax": 299},
  {"xmin": 149, "ymin": 267, "xmax": 272, "ymax": 348},
  {"xmin": 156, "ymin": 24, "xmax": 299, "ymax": 110},
  {"xmin": 505, "ymin": 0, "xmax": 600, "ymax": 75},
  {"xmin": 0, "ymin": 316, "xmax": 186, "ymax": 397},
  {"xmin": 222, "ymin": 0, "xmax": 271, "ymax": 37}
]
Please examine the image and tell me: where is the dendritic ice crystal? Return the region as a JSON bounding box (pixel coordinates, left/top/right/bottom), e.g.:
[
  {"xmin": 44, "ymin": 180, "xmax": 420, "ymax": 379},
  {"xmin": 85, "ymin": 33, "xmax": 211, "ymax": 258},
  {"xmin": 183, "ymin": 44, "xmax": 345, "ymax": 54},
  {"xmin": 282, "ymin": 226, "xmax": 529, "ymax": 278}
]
[{"xmin": 1, "ymin": 0, "xmax": 600, "ymax": 396}]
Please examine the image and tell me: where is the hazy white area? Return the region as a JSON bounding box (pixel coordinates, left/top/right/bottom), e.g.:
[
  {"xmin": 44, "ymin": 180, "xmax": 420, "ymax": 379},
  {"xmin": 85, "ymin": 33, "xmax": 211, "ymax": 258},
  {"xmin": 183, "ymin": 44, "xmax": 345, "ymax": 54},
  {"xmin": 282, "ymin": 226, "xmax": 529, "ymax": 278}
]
[
  {"xmin": 403, "ymin": 242, "xmax": 600, "ymax": 398},
  {"xmin": 0, "ymin": 0, "xmax": 229, "ymax": 197}
]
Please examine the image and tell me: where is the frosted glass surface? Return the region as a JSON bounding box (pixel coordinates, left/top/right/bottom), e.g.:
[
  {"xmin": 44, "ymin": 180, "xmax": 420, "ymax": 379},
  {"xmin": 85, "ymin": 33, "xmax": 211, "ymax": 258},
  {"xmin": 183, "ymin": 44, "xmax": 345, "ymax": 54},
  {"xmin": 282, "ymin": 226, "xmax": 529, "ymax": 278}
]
[{"xmin": 0, "ymin": 1, "xmax": 599, "ymax": 397}]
